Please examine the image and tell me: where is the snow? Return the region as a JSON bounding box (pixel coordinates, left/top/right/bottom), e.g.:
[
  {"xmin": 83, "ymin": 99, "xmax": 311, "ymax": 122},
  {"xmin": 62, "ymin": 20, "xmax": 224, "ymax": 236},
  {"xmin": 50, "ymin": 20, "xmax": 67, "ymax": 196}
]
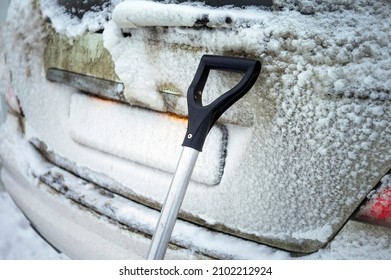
[
  {"xmin": 1, "ymin": 176, "xmax": 391, "ymax": 259},
  {"xmin": 0, "ymin": 192, "xmax": 66, "ymax": 259},
  {"xmin": 0, "ymin": 113, "xmax": 390, "ymax": 259},
  {"xmin": 0, "ymin": 114, "xmax": 287, "ymax": 259},
  {"xmin": 69, "ymin": 93, "xmax": 226, "ymax": 186},
  {"xmin": 40, "ymin": 165, "xmax": 290, "ymax": 260},
  {"xmin": 0, "ymin": 114, "xmax": 390, "ymax": 259},
  {"xmin": 40, "ymin": 0, "xmax": 122, "ymax": 37},
  {"xmin": 1, "ymin": 0, "xmax": 390, "ymax": 256},
  {"xmin": 113, "ymin": 1, "xmax": 236, "ymax": 29},
  {"xmin": 101, "ymin": 0, "xmax": 391, "ymax": 249}
]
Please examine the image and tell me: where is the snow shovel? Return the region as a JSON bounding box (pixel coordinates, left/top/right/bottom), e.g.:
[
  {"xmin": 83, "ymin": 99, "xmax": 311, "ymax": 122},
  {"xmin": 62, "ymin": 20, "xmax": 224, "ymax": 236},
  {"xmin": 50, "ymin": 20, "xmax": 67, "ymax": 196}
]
[{"xmin": 147, "ymin": 55, "xmax": 261, "ymax": 260}]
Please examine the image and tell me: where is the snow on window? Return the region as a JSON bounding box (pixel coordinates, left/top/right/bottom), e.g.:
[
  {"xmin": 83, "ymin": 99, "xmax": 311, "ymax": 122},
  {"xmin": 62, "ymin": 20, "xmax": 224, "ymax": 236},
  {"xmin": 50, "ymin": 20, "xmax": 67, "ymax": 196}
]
[{"xmin": 40, "ymin": 0, "xmax": 122, "ymax": 37}]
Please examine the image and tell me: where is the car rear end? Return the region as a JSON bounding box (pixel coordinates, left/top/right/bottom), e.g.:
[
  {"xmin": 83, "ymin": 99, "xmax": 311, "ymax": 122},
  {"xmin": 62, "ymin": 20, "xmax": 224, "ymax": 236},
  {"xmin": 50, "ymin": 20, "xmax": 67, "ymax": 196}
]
[{"xmin": 0, "ymin": 0, "xmax": 390, "ymax": 259}]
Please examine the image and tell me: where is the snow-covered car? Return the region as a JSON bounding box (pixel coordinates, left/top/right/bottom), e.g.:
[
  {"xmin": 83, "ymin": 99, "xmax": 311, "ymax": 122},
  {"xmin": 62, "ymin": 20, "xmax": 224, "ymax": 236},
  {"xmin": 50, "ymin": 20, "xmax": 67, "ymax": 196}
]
[{"xmin": 0, "ymin": 0, "xmax": 390, "ymax": 259}]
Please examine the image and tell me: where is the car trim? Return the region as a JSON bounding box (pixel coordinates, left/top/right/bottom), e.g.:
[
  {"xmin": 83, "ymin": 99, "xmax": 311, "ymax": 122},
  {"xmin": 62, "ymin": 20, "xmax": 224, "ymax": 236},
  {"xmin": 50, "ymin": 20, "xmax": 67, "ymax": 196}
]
[{"xmin": 47, "ymin": 68, "xmax": 126, "ymax": 102}]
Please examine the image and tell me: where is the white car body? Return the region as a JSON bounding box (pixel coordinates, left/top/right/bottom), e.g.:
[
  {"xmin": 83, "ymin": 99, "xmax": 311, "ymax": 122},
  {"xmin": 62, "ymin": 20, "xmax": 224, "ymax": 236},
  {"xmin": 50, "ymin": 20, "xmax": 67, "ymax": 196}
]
[{"xmin": 0, "ymin": 0, "xmax": 390, "ymax": 259}]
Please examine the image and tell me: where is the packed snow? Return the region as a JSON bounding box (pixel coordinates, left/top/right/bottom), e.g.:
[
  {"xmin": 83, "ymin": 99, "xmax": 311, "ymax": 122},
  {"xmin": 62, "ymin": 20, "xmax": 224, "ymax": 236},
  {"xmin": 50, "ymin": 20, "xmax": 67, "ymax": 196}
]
[{"xmin": 0, "ymin": 0, "xmax": 390, "ymax": 258}]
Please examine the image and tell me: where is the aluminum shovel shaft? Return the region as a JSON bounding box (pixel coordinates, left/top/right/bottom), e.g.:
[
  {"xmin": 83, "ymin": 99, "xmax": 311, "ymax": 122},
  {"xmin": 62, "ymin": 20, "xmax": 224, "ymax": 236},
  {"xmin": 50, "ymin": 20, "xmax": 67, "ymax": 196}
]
[{"xmin": 147, "ymin": 147, "xmax": 199, "ymax": 260}]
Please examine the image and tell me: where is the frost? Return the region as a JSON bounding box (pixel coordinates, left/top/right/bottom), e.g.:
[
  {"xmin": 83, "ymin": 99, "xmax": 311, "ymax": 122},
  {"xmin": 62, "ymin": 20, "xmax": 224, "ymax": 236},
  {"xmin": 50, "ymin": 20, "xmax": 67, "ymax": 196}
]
[
  {"xmin": 1, "ymin": 0, "xmax": 390, "ymax": 253},
  {"xmin": 40, "ymin": 0, "xmax": 122, "ymax": 37},
  {"xmin": 100, "ymin": 0, "xmax": 391, "ymax": 248},
  {"xmin": 69, "ymin": 93, "xmax": 226, "ymax": 186}
]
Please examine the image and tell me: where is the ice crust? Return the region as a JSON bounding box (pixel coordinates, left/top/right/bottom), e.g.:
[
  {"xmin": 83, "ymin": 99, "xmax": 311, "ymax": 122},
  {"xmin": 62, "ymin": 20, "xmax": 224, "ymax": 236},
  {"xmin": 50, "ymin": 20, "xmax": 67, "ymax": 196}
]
[{"xmin": 1, "ymin": 0, "xmax": 390, "ymax": 252}]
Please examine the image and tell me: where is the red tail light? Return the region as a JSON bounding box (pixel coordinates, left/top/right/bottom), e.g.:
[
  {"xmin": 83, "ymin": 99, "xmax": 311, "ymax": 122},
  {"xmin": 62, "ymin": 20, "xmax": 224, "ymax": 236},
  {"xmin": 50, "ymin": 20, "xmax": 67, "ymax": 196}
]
[{"xmin": 354, "ymin": 174, "xmax": 391, "ymax": 228}]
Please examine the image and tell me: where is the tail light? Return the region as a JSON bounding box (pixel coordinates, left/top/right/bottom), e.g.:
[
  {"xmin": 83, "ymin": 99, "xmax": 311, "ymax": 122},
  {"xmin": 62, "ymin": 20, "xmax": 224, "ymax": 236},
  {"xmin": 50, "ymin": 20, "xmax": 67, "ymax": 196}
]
[{"xmin": 354, "ymin": 172, "xmax": 391, "ymax": 228}]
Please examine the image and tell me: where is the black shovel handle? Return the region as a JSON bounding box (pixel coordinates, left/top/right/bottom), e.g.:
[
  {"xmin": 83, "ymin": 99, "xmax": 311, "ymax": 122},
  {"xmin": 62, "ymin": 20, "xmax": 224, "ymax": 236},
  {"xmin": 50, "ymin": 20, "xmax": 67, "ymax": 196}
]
[{"xmin": 182, "ymin": 55, "xmax": 261, "ymax": 151}]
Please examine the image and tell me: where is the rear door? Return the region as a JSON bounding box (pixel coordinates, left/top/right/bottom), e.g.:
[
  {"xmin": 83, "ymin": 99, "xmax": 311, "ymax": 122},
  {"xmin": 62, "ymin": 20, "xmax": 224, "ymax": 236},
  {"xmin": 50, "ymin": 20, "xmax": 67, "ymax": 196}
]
[{"xmin": 42, "ymin": 0, "xmax": 391, "ymax": 253}]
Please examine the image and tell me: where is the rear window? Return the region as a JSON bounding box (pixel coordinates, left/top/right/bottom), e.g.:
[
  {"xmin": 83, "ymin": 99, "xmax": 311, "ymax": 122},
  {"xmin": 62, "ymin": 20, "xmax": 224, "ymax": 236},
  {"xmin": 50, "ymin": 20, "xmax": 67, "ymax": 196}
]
[
  {"xmin": 56, "ymin": 0, "xmax": 112, "ymax": 18},
  {"xmin": 57, "ymin": 0, "xmax": 273, "ymax": 18}
]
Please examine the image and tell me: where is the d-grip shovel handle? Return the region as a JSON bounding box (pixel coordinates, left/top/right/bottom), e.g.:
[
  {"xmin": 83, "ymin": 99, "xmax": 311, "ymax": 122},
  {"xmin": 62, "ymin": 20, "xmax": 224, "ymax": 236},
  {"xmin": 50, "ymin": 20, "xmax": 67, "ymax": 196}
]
[{"xmin": 182, "ymin": 55, "xmax": 261, "ymax": 151}]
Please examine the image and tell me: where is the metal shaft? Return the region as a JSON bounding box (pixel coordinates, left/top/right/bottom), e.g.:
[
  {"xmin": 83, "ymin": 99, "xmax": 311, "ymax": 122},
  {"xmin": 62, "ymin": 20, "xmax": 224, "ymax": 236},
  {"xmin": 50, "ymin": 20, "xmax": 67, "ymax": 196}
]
[{"xmin": 147, "ymin": 147, "xmax": 199, "ymax": 260}]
